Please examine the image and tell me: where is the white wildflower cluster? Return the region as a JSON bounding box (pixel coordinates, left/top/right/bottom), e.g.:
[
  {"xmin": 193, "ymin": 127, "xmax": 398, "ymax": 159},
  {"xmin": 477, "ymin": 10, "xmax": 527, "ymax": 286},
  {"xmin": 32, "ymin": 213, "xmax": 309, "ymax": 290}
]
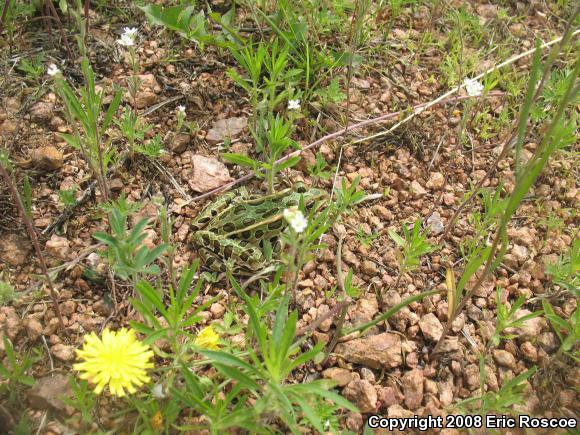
[
  {"xmin": 118, "ymin": 27, "xmax": 138, "ymax": 47},
  {"xmin": 283, "ymin": 207, "xmax": 308, "ymax": 234},
  {"xmin": 176, "ymin": 105, "xmax": 186, "ymax": 115},
  {"xmin": 288, "ymin": 99, "xmax": 301, "ymax": 110},
  {"xmin": 463, "ymin": 78, "xmax": 483, "ymax": 97}
]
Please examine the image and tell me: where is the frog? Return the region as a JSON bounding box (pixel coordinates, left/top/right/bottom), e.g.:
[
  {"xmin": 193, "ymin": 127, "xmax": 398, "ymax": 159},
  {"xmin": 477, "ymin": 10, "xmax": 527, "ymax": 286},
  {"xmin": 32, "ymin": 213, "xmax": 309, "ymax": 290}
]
[{"xmin": 190, "ymin": 183, "xmax": 326, "ymax": 274}]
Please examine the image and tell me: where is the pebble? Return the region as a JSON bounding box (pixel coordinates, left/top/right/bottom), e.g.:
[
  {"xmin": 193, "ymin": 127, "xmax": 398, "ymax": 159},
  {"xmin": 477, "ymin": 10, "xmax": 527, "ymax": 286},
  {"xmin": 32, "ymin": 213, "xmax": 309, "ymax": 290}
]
[
  {"xmin": 342, "ymin": 380, "xmax": 378, "ymax": 413},
  {"xmin": 402, "ymin": 369, "xmax": 424, "ymax": 410},
  {"xmin": 418, "ymin": 313, "xmax": 443, "ymax": 341}
]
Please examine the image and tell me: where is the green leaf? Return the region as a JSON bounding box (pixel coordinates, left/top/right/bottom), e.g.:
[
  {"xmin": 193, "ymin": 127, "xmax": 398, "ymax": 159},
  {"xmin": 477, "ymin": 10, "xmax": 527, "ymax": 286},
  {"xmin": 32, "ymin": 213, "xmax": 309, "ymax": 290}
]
[
  {"xmin": 388, "ymin": 229, "xmax": 405, "ymax": 247},
  {"xmin": 221, "ymin": 153, "xmax": 259, "ymax": 169},
  {"xmin": 135, "ymin": 281, "xmax": 168, "ymax": 318}
]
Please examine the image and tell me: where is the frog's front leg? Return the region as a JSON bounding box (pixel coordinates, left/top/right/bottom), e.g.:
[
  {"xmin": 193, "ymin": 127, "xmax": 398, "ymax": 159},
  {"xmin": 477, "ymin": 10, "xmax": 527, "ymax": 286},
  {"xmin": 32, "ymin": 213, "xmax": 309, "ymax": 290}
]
[{"xmin": 194, "ymin": 230, "xmax": 265, "ymax": 273}]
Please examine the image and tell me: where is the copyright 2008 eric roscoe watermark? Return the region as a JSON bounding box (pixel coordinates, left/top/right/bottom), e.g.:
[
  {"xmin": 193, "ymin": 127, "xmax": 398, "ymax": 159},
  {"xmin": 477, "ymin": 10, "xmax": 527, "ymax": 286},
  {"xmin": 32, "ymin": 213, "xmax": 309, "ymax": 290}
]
[{"xmin": 366, "ymin": 414, "xmax": 578, "ymax": 431}]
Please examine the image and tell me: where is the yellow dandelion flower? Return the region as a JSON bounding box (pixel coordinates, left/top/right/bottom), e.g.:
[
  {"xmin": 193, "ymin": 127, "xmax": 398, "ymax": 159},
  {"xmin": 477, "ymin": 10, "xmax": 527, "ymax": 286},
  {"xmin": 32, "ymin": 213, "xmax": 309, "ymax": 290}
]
[
  {"xmin": 194, "ymin": 325, "xmax": 220, "ymax": 350},
  {"xmin": 73, "ymin": 328, "xmax": 154, "ymax": 397}
]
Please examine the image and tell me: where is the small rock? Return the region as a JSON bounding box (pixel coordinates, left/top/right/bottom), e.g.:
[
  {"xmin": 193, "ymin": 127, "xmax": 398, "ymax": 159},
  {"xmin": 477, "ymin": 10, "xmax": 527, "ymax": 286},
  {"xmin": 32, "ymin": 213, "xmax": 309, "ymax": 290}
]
[
  {"xmin": 206, "ymin": 117, "xmax": 248, "ymax": 144},
  {"xmin": 31, "ymin": 146, "xmax": 63, "ymax": 171},
  {"xmin": 135, "ymin": 91, "xmax": 157, "ymax": 108},
  {"xmin": 520, "ymin": 341, "xmax": 538, "ymax": 362},
  {"xmin": 349, "ymin": 297, "xmax": 379, "ymax": 326},
  {"xmin": 46, "ymin": 234, "xmax": 70, "ymax": 259},
  {"xmin": 109, "ymin": 178, "xmax": 124, "ymax": 192},
  {"xmin": 427, "ymin": 172, "xmax": 445, "ymax": 190},
  {"xmin": 387, "ymin": 404, "xmax": 414, "ymax": 418},
  {"xmin": 51, "ymin": 344, "xmax": 75, "ymax": 362},
  {"xmin": 377, "ymin": 386, "xmax": 401, "ymax": 408},
  {"xmin": 188, "ymin": 154, "xmax": 233, "ymax": 193},
  {"xmin": 360, "ymin": 367, "xmax": 376, "ymax": 383},
  {"xmin": 335, "ymin": 332, "xmax": 402, "ymax": 369},
  {"xmin": 28, "ymin": 374, "xmax": 72, "ymax": 412},
  {"xmin": 402, "ymin": 369, "xmax": 424, "ymax": 410},
  {"xmin": 59, "ymin": 300, "xmax": 77, "ymax": 316},
  {"xmin": 537, "ymin": 332, "xmax": 559, "ymax": 353},
  {"xmin": 493, "ymin": 349, "xmax": 516, "ymax": 368},
  {"xmin": 476, "ymin": 3, "xmax": 498, "ymax": 19},
  {"xmin": 464, "ymin": 364, "xmax": 480, "ymax": 390},
  {"xmin": 322, "ymin": 367, "xmax": 354, "ymax": 387},
  {"xmin": 0, "ymin": 234, "xmax": 31, "ymax": 266},
  {"xmin": 229, "ymin": 142, "xmax": 252, "ymax": 157},
  {"xmin": 424, "ymin": 379, "xmax": 438, "ymax": 395},
  {"xmin": 24, "ymin": 318, "xmax": 43, "ymax": 341},
  {"xmin": 506, "ymin": 309, "xmax": 545, "ymax": 340},
  {"xmin": 361, "ymin": 260, "xmax": 379, "ymax": 276},
  {"xmin": 427, "ymin": 211, "xmax": 444, "ymax": 235},
  {"xmin": 342, "ymin": 250, "xmax": 359, "ymax": 268},
  {"xmin": 93, "ymin": 299, "xmax": 114, "ymax": 317},
  {"xmin": 2, "ymin": 307, "xmax": 22, "ymax": 339},
  {"xmin": 342, "ymin": 380, "xmax": 377, "ymax": 413},
  {"xmin": 419, "ymin": 313, "xmax": 443, "ymax": 341},
  {"xmin": 511, "ymin": 244, "xmax": 529, "ymax": 264},
  {"xmin": 170, "ymin": 133, "xmax": 190, "ymax": 154},
  {"xmin": 295, "ymin": 148, "xmax": 317, "ymax": 172},
  {"xmin": 439, "ymin": 379, "xmax": 454, "ymax": 406},
  {"xmin": 374, "ymin": 205, "xmax": 394, "ymax": 221},
  {"xmin": 345, "ymin": 412, "xmax": 363, "ymax": 432},
  {"xmin": 29, "ymin": 102, "xmax": 53, "ymax": 123},
  {"xmin": 410, "ymin": 180, "xmax": 427, "ymax": 197},
  {"xmin": 86, "ymin": 252, "xmax": 102, "ymax": 268},
  {"xmin": 210, "ymin": 303, "xmax": 225, "ymax": 319}
]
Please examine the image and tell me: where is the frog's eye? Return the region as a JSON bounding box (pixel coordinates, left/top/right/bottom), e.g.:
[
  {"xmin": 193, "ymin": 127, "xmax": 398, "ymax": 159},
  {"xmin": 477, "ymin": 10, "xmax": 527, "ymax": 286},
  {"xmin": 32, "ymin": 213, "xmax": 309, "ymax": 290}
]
[{"xmin": 295, "ymin": 182, "xmax": 307, "ymax": 193}]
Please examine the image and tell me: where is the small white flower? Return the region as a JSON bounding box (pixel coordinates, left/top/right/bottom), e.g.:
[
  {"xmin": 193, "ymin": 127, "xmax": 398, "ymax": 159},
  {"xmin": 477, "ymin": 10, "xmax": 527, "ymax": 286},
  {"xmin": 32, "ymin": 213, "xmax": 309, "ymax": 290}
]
[
  {"xmin": 283, "ymin": 207, "xmax": 308, "ymax": 234},
  {"xmin": 118, "ymin": 33, "xmax": 135, "ymax": 47},
  {"xmin": 118, "ymin": 27, "xmax": 138, "ymax": 47},
  {"xmin": 151, "ymin": 383, "xmax": 166, "ymax": 399},
  {"xmin": 47, "ymin": 64, "xmax": 60, "ymax": 76},
  {"xmin": 288, "ymin": 99, "xmax": 301, "ymax": 110},
  {"xmin": 123, "ymin": 27, "xmax": 138, "ymax": 37},
  {"xmin": 176, "ymin": 105, "xmax": 186, "ymax": 115},
  {"xmin": 463, "ymin": 78, "xmax": 484, "ymax": 97}
]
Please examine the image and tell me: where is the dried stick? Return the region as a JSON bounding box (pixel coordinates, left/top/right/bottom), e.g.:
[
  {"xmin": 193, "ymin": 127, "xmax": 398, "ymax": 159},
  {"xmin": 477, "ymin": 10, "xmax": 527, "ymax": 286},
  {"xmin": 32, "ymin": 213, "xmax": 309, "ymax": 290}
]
[{"xmin": 0, "ymin": 164, "xmax": 64, "ymax": 329}]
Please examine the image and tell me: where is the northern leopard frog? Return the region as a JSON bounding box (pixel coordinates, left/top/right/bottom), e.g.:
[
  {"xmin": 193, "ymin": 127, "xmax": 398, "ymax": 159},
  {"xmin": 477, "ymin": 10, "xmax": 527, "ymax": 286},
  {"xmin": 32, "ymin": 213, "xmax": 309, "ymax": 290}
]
[{"xmin": 191, "ymin": 184, "xmax": 326, "ymax": 274}]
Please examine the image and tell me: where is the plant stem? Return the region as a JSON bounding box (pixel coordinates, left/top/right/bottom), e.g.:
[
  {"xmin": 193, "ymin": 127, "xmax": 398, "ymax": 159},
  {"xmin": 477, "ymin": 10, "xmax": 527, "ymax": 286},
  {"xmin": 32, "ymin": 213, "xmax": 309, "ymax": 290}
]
[{"xmin": 0, "ymin": 164, "xmax": 64, "ymax": 329}]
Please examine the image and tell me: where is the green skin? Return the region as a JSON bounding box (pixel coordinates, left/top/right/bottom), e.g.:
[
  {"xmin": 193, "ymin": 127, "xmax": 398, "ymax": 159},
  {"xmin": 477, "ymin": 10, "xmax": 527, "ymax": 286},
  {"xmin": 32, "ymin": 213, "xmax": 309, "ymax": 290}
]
[{"xmin": 191, "ymin": 184, "xmax": 326, "ymax": 274}]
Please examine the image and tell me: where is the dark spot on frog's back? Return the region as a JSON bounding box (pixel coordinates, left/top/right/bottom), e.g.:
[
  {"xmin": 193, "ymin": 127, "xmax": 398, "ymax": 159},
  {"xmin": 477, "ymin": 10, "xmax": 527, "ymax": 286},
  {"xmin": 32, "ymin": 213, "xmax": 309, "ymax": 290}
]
[
  {"xmin": 254, "ymin": 229, "xmax": 264, "ymax": 239},
  {"xmin": 224, "ymin": 246, "xmax": 233, "ymax": 258},
  {"xmin": 268, "ymin": 220, "xmax": 283, "ymax": 230},
  {"xmin": 262, "ymin": 208, "xmax": 279, "ymax": 218},
  {"xmin": 240, "ymin": 251, "xmax": 251, "ymax": 261},
  {"xmin": 195, "ymin": 216, "xmax": 210, "ymax": 227},
  {"xmin": 223, "ymin": 223, "xmax": 235, "ymax": 232},
  {"xmin": 241, "ymin": 230, "xmax": 251, "ymax": 239}
]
